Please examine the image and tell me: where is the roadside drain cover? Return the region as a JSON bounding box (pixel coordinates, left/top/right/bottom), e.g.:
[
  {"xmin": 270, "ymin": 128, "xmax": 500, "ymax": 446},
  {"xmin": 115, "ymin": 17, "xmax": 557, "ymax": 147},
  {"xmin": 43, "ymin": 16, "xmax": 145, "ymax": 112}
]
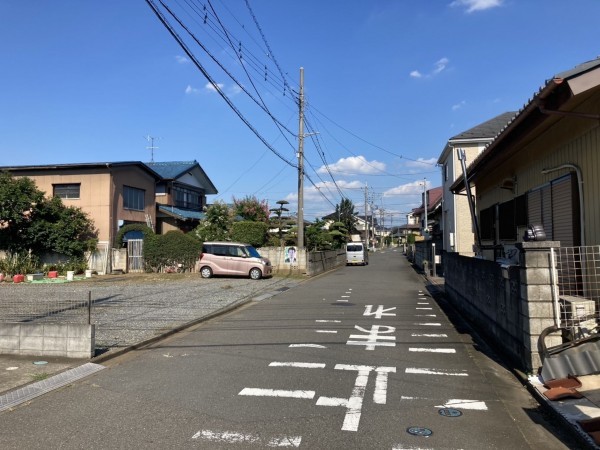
[
  {"xmin": 407, "ymin": 427, "xmax": 433, "ymax": 437},
  {"xmin": 33, "ymin": 361, "xmax": 48, "ymax": 365},
  {"xmin": 439, "ymin": 408, "xmax": 462, "ymax": 417}
]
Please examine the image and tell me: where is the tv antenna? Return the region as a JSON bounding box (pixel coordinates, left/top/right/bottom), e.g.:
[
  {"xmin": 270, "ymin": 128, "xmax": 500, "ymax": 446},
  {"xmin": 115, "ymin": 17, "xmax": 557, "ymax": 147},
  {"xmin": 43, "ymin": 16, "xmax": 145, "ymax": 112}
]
[{"xmin": 144, "ymin": 135, "xmax": 160, "ymax": 162}]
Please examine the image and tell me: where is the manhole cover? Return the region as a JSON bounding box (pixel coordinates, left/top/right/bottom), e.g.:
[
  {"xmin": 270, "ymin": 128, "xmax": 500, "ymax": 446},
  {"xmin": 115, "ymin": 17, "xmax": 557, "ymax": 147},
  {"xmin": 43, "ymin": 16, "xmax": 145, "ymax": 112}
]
[
  {"xmin": 407, "ymin": 427, "xmax": 433, "ymax": 437},
  {"xmin": 439, "ymin": 408, "xmax": 462, "ymax": 417},
  {"xmin": 33, "ymin": 361, "xmax": 48, "ymax": 365}
]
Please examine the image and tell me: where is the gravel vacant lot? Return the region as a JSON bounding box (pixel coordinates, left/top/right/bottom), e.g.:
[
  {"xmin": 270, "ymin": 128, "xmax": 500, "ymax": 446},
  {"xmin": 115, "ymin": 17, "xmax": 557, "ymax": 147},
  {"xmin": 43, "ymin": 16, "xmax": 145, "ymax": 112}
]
[{"xmin": 0, "ymin": 273, "xmax": 301, "ymax": 355}]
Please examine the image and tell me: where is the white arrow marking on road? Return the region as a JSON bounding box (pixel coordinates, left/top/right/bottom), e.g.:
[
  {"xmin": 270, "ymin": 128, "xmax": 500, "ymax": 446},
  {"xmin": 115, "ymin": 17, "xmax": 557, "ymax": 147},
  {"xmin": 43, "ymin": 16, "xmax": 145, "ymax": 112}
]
[
  {"xmin": 405, "ymin": 368, "xmax": 468, "ymax": 376},
  {"xmin": 239, "ymin": 388, "xmax": 315, "ymax": 399},
  {"xmin": 411, "ymin": 333, "xmax": 448, "ymax": 338},
  {"xmin": 409, "ymin": 348, "xmax": 456, "ymax": 353},
  {"xmin": 269, "ymin": 362, "xmax": 326, "ymax": 369},
  {"xmin": 289, "ymin": 344, "xmax": 326, "ymax": 348},
  {"xmin": 192, "ymin": 430, "xmax": 302, "ymax": 447}
]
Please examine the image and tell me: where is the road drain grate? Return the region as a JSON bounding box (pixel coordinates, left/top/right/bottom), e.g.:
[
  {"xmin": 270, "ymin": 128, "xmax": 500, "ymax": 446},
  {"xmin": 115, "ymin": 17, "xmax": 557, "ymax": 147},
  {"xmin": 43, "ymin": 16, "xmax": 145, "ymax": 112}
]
[
  {"xmin": 0, "ymin": 362, "xmax": 105, "ymax": 412},
  {"xmin": 439, "ymin": 408, "xmax": 462, "ymax": 417},
  {"xmin": 406, "ymin": 426, "xmax": 432, "ymax": 437}
]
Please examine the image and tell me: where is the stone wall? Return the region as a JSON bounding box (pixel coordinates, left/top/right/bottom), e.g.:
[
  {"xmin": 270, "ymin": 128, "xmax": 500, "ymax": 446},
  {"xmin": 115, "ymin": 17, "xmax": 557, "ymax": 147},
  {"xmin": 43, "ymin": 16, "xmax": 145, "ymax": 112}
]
[{"xmin": 258, "ymin": 247, "xmax": 346, "ymax": 276}]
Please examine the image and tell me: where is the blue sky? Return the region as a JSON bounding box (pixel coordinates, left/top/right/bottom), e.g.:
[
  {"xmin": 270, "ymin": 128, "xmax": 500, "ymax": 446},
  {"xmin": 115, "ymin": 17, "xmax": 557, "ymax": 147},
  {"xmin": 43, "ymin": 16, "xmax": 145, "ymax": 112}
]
[{"xmin": 2, "ymin": 0, "xmax": 600, "ymax": 226}]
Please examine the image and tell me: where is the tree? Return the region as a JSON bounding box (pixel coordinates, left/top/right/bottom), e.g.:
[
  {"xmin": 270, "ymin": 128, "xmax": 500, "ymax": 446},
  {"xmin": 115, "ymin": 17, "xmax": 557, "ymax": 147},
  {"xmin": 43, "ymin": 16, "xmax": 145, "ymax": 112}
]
[
  {"xmin": 194, "ymin": 201, "xmax": 233, "ymax": 242},
  {"xmin": 328, "ymin": 221, "xmax": 348, "ymax": 249},
  {"xmin": 269, "ymin": 199, "xmax": 290, "ymax": 243},
  {"xmin": 335, "ymin": 198, "xmax": 357, "ymax": 235},
  {"xmin": 305, "ymin": 218, "xmax": 331, "ymax": 251},
  {"xmin": 233, "ymin": 195, "xmax": 269, "ymax": 223},
  {"xmin": 0, "ymin": 172, "xmax": 97, "ymax": 257}
]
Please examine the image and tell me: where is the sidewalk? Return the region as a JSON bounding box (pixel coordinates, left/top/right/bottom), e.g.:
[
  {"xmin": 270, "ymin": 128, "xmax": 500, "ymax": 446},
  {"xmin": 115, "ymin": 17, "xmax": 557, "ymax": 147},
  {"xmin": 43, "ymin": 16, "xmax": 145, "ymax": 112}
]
[
  {"xmin": 0, "ymin": 273, "xmax": 301, "ymax": 410},
  {"xmin": 425, "ymin": 273, "xmax": 600, "ymax": 449}
]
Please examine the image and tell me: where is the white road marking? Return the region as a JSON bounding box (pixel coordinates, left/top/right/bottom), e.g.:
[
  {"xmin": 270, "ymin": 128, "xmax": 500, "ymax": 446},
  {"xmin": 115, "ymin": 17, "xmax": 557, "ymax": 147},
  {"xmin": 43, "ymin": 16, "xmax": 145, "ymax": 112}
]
[
  {"xmin": 289, "ymin": 344, "xmax": 326, "ymax": 348},
  {"xmin": 364, "ymin": 305, "xmax": 397, "ymax": 319},
  {"xmin": 405, "ymin": 368, "xmax": 468, "ymax": 377},
  {"xmin": 436, "ymin": 399, "xmax": 488, "ymax": 410},
  {"xmin": 316, "ymin": 330, "xmax": 337, "ymax": 333},
  {"xmin": 416, "ymin": 307, "xmax": 433, "ymax": 310},
  {"xmin": 347, "ymin": 325, "xmax": 396, "ymax": 350},
  {"xmin": 411, "ymin": 333, "xmax": 448, "ymax": 338},
  {"xmin": 269, "ymin": 362, "xmax": 326, "ymax": 369},
  {"xmin": 316, "ymin": 320, "xmax": 341, "ymax": 323},
  {"xmin": 345, "ymin": 291, "xmax": 351, "ymax": 294},
  {"xmin": 373, "ymin": 367, "xmax": 396, "ymax": 404},
  {"xmin": 417, "ymin": 302, "xmax": 430, "ymax": 305},
  {"xmin": 415, "ymin": 322, "xmax": 441, "ymax": 326},
  {"xmin": 239, "ymin": 388, "xmax": 315, "ymax": 399},
  {"xmin": 192, "ymin": 430, "xmax": 302, "ymax": 447},
  {"xmin": 337, "ymin": 299, "xmax": 349, "ymax": 302},
  {"xmin": 341, "ymin": 295, "xmax": 350, "ymax": 298},
  {"xmin": 316, "ymin": 364, "xmax": 373, "ymax": 431},
  {"xmin": 415, "ymin": 314, "xmax": 437, "ymax": 317},
  {"xmin": 409, "ymin": 348, "xmax": 456, "ymax": 353}
]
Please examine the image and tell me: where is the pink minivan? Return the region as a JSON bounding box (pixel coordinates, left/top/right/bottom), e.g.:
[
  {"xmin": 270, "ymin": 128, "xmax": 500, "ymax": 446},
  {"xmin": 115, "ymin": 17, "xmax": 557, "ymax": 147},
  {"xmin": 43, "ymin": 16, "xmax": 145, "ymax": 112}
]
[{"xmin": 199, "ymin": 242, "xmax": 272, "ymax": 280}]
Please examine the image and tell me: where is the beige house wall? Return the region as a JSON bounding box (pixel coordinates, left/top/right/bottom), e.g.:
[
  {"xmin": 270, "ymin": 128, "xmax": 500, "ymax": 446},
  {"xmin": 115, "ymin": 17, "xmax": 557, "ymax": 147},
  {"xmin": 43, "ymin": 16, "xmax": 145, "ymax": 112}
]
[
  {"xmin": 13, "ymin": 165, "xmax": 157, "ymax": 246},
  {"xmin": 476, "ymin": 94, "xmax": 600, "ymax": 248}
]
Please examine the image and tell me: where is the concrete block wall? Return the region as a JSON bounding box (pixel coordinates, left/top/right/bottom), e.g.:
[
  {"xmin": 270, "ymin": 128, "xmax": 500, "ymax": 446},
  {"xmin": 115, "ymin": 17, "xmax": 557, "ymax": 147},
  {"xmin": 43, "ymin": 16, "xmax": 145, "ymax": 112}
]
[
  {"xmin": 444, "ymin": 242, "xmax": 561, "ymax": 373},
  {"xmin": 0, "ymin": 323, "xmax": 95, "ymax": 358}
]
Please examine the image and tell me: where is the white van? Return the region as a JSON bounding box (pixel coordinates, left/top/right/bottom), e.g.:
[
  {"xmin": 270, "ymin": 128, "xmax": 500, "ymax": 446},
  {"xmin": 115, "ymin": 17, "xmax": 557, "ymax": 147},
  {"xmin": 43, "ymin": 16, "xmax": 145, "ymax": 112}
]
[
  {"xmin": 199, "ymin": 242, "xmax": 272, "ymax": 280},
  {"xmin": 346, "ymin": 242, "xmax": 368, "ymax": 266}
]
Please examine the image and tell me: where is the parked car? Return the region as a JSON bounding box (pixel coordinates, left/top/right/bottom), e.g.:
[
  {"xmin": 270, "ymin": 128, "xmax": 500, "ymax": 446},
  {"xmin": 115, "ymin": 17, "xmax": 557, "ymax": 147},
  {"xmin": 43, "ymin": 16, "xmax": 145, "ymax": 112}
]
[
  {"xmin": 346, "ymin": 242, "xmax": 368, "ymax": 266},
  {"xmin": 199, "ymin": 242, "xmax": 272, "ymax": 280}
]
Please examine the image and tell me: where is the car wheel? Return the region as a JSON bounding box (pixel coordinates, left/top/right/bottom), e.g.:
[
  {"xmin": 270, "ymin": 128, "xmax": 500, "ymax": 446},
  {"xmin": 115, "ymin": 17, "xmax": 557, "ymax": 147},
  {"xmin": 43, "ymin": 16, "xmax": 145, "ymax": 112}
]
[
  {"xmin": 200, "ymin": 266, "xmax": 213, "ymax": 278},
  {"xmin": 249, "ymin": 268, "xmax": 262, "ymax": 280}
]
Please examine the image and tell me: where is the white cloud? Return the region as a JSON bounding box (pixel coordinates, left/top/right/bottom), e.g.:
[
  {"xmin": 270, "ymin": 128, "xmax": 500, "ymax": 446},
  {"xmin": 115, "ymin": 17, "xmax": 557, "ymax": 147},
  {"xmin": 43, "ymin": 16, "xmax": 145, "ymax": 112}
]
[
  {"xmin": 410, "ymin": 57, "xmax": 450, "ymax": 79},
  {"xmin": 318, "ymin": 156, "xmax": 386, "ymax": 176},
  {"xmin": 205, "ymin": 82, "xmax": 225, "ymax": 93},
  {"xmin": 452, "ymin": 100, "xmax": 466, "ymax": 111},
  {"xmin": 185, "ymin": 85, "xmax": 200, "ymax": 95},
  {"xmin": 403, "ymin": 157, "xmax": 438, "ymax": 169},
  {"xmin": 384, "ymin": 180, "xmax": 429, "ymax": 197},
  {"xmin": 450, "ymin": 0, "xmax": 503, "ymax": 13},
  {"xmin": 228, "ymin": 85, "xmax": 242, "ymax": 96},
  {"xmin": 175, "ymin": 55, "xmax": 190, "ymax": 64}
]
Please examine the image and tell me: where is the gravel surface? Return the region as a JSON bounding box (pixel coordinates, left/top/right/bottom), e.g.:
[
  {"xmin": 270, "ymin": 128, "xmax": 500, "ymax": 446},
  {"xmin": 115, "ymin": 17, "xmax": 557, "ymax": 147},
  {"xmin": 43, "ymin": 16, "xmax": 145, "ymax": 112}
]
[{"xmin": 0, "ymin": 273, "xmax": 301, "ymax": 356}]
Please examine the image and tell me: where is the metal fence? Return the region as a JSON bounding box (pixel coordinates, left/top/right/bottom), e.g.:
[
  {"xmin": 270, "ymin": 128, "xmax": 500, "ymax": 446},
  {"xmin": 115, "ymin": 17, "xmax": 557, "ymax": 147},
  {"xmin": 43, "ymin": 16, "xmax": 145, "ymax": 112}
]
[
  {"xmin": 553, "ymin": 246, "xmax": 600, "ymax": 339},
  {"xmin": 0, "ymin": 291, "xmax": 92, "ymax": 324}
]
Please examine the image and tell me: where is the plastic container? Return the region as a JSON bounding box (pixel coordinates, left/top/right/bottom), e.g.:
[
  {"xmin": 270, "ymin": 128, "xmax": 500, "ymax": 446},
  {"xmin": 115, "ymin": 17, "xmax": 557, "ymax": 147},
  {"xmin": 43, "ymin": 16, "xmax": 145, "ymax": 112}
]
[
  {"xmin": 66, "ymin": 271, "xmax": 74, "ymax": 281},
  {"xmin": 48, "ymin": 271, "xmax": 58, "ymax": 278},
  {"xmin": 13, "ymin": 274, "xmax": 25, "ymax": 283}
]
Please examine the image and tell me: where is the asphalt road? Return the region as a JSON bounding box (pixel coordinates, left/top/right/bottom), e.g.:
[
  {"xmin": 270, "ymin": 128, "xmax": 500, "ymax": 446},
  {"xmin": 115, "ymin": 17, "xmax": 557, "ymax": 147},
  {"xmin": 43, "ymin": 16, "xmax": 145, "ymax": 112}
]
[{"xmin": 0, "ymin": 250, "xmax": 580, "ymax": 449}]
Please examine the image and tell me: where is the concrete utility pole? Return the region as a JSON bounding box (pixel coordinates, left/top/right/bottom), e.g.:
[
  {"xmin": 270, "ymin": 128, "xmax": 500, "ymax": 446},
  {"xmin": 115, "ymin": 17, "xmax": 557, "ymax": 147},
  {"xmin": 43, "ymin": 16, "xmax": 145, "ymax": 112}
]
[
  {"xmin": 297, "ymin": 67, "xmax": 305, "ymax": 251},
  {"xmin": 364, "ymin": 183, "xmax": 369, "ymax": 246}
]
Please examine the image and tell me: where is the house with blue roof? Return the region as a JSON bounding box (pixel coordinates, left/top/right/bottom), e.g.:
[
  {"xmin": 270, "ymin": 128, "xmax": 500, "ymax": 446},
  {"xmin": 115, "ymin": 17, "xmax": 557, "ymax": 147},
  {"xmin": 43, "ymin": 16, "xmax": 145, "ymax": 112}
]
[{"xmin": 146, "ymin": 160, "xmax": 218, "ymax": 234}]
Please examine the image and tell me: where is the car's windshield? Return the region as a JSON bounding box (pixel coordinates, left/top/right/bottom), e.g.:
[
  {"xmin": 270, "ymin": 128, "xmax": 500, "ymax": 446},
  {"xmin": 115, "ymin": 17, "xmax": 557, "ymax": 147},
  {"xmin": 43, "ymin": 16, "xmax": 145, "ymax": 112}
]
[
  {"xmin": 245, "ymin": 246, "xmax": 261, "ymax": 258},
  {"xmin": 347, "ymin": 245, "xmax": 363, "ymax": 252}
]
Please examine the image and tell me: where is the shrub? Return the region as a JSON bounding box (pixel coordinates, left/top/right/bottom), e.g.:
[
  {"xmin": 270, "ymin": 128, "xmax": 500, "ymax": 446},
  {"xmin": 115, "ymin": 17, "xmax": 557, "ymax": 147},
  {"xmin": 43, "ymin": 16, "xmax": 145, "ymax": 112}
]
[
  {"xmin": 115, "ymin": 223, "xmax": 155, "ymax": 248},
  {"xmin": 0, "ymin": 252, "xmax": 41, "ymax": 276},
  {"xmin": 143, "ymin": 231, "xmax": 202, "ymax": 273},
  {"xmin": 230, "ymin": 221, "xmax": 268, "ymax": 247}
]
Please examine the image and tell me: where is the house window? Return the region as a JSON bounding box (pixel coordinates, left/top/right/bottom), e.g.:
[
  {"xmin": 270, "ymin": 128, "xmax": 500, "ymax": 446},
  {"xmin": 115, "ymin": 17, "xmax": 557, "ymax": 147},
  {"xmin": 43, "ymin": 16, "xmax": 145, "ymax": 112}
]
[
  {"xmin": 498, "ymin": 199, "xmax": 516, "ymax": 240},
  {"xmin": 479, "ymin": 206, "xmax": 495, "ymax": 241},
  {"xmin": 173, "ymin": 185, "xmax": 202, "ymax": 210},
  {"xmin": 53, "ymin": 183, "xmax": 80, "ymax": 199},
  {"xmin": 123, "ymin": 186, "xmax": 145, "ymax": 211}
]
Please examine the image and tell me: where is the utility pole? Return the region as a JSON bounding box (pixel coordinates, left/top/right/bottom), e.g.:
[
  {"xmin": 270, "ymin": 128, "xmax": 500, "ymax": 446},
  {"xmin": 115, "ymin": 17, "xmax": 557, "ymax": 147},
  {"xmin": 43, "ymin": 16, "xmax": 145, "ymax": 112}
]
[
  {"xmin": 364, "ymin": 183, "xmax": 369, "ymax": 247},
  {"xmin": 297, "ymin": 67, "xmax": 305, "ymax": 251}
]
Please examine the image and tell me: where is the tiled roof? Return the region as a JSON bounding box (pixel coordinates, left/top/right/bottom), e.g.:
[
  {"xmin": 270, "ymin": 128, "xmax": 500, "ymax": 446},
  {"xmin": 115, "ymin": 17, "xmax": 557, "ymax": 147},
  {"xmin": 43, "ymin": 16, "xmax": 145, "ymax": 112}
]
[
  {"xmin": 158, "ymin": 205, "xmax": 206, "ymax": 221},
  {"xmin": 145, "ymin": 161, "xmax": 197, "ymax": 179},
  {"xmin": 449, "ymin": 111, "xmax": 517, "ymax": 141}
]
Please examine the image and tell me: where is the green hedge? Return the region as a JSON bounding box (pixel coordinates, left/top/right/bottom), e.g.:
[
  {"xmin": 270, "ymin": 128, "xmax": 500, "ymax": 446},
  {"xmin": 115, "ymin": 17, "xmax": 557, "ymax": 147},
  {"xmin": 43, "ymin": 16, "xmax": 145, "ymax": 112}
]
[
  {"xmin": 230, "ymin": 221, "xmax": 268, "ymax": 247},
  {"xmin": 143, "ymin": 230, "xmax": 201, "ymax": 272},
  {"xmin": 115, "ymin": 224, "xmax": 155, "ymax": 248}
]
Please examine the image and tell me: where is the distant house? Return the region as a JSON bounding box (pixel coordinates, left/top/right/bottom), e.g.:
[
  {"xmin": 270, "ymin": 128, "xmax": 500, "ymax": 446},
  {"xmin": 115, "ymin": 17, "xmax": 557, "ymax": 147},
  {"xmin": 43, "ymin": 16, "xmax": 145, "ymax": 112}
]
[
  {"xmin": 412, "ymin": 186, "xmax": 443, "ymax": 241},
  {"xmin": 451, "ymin": 57, "xmax": 600, "ymax": 259},
  {"xmin": 437, "ymin": 112, "xmax": 515, "ymax": 256},
  {"xmin": 0, "ymin": 162, "xmax": 161, "ymax": 246},
  {"xmin": 146, "ymin": 161, "xmax": 218, "ymax": 234}
]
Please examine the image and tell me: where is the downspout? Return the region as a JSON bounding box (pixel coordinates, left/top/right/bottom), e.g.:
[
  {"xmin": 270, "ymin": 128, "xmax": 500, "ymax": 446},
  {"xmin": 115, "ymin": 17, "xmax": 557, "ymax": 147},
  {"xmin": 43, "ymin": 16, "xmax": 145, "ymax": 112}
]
[{"xmin": 541, "ymin": 164, "xmax": 585, "ymax": 247}]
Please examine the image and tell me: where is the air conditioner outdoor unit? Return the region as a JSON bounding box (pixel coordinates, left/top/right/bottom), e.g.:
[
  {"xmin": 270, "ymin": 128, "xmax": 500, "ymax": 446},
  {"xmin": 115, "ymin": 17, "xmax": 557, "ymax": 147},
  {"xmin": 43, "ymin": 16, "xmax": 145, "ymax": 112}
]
[{"xmin": 560, "ymin": 296, "xmax": 597, "ymax": 335}]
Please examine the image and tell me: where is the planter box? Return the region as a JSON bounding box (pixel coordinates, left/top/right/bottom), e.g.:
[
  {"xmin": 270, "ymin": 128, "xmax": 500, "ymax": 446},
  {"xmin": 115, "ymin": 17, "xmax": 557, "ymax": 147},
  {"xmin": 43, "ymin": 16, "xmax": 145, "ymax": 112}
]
[{"xmin": 26, "ymin": 273, "xmax": 43, "ymax": 281}]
